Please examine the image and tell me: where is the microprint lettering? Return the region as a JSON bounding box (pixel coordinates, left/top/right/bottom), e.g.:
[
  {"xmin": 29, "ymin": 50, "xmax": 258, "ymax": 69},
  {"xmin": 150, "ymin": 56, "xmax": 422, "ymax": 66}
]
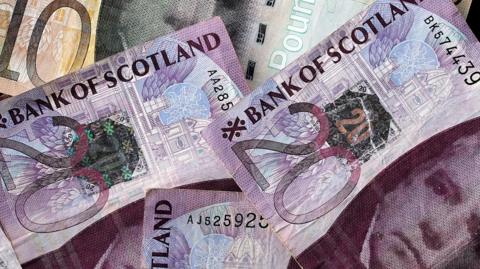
[{"xmin": 1, "ymin": 32, "xmax": 222, "ymax": 129}]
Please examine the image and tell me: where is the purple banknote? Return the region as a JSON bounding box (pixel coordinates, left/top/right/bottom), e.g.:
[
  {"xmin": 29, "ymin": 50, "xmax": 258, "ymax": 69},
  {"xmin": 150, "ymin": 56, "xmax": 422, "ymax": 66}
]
[
  {"xmin": 0, "ymin": 17, "xmax": 249, "ymax": 264},
  {"xmin": 21, "ymin": 179, "xmax": 241, "ymax": 269},
  {"xmin": 143, "ymin": 188, "xmax": 296, "ymax": 269},
  {"xmin": 202, "ymin": 0, "xmax": 480, "ymax": 267}
]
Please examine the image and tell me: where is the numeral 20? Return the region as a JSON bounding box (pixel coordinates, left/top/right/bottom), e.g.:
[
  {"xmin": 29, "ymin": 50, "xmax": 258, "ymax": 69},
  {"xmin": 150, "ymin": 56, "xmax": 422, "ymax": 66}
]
[{"xmin": 232, "ymin": 103, "xmax": 361, "ymax": 224}]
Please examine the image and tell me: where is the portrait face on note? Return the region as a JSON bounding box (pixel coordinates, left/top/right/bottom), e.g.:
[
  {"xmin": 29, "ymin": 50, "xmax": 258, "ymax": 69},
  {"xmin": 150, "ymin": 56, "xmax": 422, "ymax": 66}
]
[{"xmin": 362, "ymin": 131, "xmax": 480, "ymax": 268}]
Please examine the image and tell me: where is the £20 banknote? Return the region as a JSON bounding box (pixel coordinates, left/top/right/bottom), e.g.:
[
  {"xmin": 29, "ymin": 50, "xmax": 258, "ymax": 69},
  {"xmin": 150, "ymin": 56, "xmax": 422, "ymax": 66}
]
[
  {"xmin": 202, "ymin": 0, "xmax": 480, "ymax": 267},
  {"xmin": 0, "ymin": 17, "xmax": 248, "ymax": 264}
]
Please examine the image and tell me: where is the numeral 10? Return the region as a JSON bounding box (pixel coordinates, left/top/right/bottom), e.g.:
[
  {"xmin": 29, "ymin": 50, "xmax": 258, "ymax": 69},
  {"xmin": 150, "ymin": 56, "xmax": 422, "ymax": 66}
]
[{"xmin": 0, "ymin": 0, "xmax": 91, "ymax": 86}]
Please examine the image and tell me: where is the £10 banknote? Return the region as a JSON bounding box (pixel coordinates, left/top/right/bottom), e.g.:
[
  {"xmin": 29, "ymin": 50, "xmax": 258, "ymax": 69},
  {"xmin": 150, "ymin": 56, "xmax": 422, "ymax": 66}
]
[
  {"xmin": 0, "ymin": 17, "xmax": 249, "ymax": 264},
  {"xmin": 202, "ymin": 0, "xmax": 480, "ymax": 267}
]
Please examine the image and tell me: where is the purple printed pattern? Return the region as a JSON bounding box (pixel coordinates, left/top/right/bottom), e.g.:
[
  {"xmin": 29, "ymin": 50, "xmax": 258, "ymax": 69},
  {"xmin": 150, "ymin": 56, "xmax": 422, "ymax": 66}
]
[
  {"xmin": 0, "ymin": 17, "xmax": 249, "ymax": 264},
  {"xmin": 143, "ymin": 189, "xmax": 293, "ymax": 269},
  {"xmin": 202, "ymin": 0, "xmax": 480, "ymax": 262},
  {"xmin": 366, "ymin": 1, "xmax": 415, "ymax": 68},
  {"xmin": 20, "ymin": 179, "xmax": 244, "ymax": 269},
  {"xmin": 141, "ymin": 39, "xmax": 197, "ymax": 102},
  {"xmin": 294, "ymin": 116, "xmax": 480, "ymax": 268}
]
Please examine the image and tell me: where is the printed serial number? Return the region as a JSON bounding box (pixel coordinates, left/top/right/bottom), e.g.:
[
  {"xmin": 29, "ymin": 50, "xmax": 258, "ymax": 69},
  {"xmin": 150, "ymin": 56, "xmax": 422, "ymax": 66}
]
[
  {"xmin": 187, "ymin": 213, "xmax": 269, "ymax": 229},
  {"xmin": 425, "ymin": 15, "xmax": 480, "ymax": 85},
  {"xmin": 208, "ymin": 70, "xmax": 236, "ymax": 111}
]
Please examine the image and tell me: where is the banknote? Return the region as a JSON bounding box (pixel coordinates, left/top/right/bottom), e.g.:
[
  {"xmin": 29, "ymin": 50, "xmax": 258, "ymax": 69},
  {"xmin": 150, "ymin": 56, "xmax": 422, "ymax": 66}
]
[
  {"xmin": 21, "ymin": 179, "xmax": 245, "ymax": 269},
  {"xmin": 202, "ymin": 0, "xmax": 480, "ymax": 266},
  {"xmin": 295, "ymin": 116, "xmax": 480, "ymax": 268},
  {"xmin": 0, "ymin": 17, "xmax": 249, "ymax": 264},
  {"xmin": 0, "ymin": 0, "xmax": 103, "ymax": 96},
  {"xmin": 143, "ymin": 189, "xmax": 295, "ymax": 269},
  {"xmin": 1, "ymin": 0, "xmax": 472, "ymax": 96},
  {"xmin": 0, "ymin": 226, "xmax": 21, "ymax": 269}
]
